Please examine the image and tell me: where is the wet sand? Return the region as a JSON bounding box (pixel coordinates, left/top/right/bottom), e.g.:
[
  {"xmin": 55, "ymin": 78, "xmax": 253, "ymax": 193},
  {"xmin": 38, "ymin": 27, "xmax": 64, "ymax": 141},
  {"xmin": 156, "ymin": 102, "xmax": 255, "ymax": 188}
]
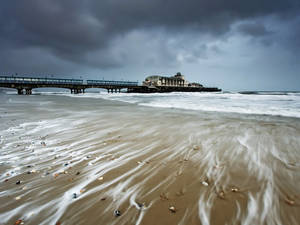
[{"xmin": 0, "ymin": 94, "xmax": 300, "ymax": 225}]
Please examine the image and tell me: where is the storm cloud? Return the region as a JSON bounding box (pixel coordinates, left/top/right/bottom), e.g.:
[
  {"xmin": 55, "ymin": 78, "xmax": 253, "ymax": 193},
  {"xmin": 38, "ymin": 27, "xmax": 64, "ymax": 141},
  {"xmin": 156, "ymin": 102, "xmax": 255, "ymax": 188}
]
[{"xmin": 0, "ymin": 0, "xmax": 299, "ymax": 90}]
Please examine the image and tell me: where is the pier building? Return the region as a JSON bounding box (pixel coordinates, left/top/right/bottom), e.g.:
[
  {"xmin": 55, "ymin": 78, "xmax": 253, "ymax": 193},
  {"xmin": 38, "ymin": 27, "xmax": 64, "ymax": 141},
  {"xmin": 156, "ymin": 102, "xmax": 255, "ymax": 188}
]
[{"xmin": 143, "ymin": 72, "xmax": 203, "ymax": 88}]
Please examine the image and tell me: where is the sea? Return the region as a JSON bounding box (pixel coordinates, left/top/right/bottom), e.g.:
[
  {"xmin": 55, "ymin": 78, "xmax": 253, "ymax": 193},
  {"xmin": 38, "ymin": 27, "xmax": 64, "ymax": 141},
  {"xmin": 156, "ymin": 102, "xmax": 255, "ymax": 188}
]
[{"xmin": 0, "ymin": 90, "xmax": 300, "ymax": 225}]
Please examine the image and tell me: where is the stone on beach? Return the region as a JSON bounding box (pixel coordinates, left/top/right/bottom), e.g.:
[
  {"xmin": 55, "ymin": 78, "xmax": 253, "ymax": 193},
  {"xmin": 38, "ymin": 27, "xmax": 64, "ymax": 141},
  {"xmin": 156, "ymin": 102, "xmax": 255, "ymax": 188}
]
[
  {"xmin": 285, "ymin": 197, "xmax": 295, "ymax": 206},
  {"xmin": 169, "ymin": 206, "xmax": 176, "ymax": 213},
  {"xmin": 193, "ymin": 145, "xmax": 201, "ymax": 150},
  {"xmin": 14, "ymin": 219, "xmax": 24, "ymax": 225},
  {"xmin": 114, "ymin": 210, "xmax": 121, "ymax": 217},
  {"xmin": 137, "ymin": 202, "xmax": 145, "ymax": 209},
  {"xmin": 202, "ymin": 181, "xmax": 209, "ymax": 186},
  {"xmin": 217, "ymin": 190, "xmax": 225, "ymax": 199},
  {"xmin": 231, "ymin": 187, "xmax": 239, "ymax": 192}
]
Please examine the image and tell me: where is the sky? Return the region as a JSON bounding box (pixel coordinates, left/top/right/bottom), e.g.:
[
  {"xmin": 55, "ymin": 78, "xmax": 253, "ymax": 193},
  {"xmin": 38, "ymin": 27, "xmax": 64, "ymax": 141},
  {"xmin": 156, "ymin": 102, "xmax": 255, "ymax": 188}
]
[{"xmin": 0, "ymin": 0, "xmax": 299, "ymax": 91}]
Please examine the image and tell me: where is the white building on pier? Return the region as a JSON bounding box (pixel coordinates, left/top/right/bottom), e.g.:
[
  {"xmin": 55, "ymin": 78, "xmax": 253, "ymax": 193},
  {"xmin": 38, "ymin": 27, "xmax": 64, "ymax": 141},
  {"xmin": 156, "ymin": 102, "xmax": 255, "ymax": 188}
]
[{"xmin": 143, "ymin": 72, "xmax": 202, "ymax": 87}]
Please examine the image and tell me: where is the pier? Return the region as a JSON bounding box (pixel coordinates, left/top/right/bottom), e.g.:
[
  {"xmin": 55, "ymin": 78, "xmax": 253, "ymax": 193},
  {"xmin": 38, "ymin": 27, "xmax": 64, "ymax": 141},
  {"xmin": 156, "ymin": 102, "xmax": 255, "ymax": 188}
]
[
  {"xmin": 0, "ymin": 76, "xmax": 138, "ymax": 94},
  {"xmin": 0, "ymin": 75, "xmax": 221, "ymax": 94}
]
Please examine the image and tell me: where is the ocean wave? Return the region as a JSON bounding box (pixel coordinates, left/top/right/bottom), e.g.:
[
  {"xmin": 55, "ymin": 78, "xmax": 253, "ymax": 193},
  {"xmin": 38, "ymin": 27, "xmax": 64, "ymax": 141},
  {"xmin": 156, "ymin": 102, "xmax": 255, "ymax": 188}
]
[{"xmin": 13, "ymin": 91, "xmax": 300, "ymax": 119}]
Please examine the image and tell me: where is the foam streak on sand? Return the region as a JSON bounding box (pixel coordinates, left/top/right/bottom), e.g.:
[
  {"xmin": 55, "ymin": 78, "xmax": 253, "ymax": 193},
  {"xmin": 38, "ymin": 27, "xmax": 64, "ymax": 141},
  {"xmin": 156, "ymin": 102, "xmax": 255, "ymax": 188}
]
[{"xmin": 0, "ymin": 93, "xmax": 300, "ymax": 225}]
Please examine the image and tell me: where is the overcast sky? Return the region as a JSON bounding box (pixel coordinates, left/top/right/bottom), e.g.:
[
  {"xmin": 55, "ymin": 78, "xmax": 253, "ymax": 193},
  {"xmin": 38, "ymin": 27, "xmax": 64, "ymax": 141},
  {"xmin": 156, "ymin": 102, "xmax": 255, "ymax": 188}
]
[{"xmin": 1, "ymin": 0, "xmax": 299, "ymax": 91}]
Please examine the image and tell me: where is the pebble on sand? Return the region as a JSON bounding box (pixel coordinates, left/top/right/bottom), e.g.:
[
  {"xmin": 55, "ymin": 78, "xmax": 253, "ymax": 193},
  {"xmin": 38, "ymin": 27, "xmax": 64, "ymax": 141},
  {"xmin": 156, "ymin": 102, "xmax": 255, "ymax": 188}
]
[
  {"xmin": 16, "ymin": 180, "xmax": 21, "ymax": 185},
  {"xmin": 217, "ymin": 190, "xmax": 225, "ymax": 199},
  {"xmin": 193, "ymin": 145, "xmax": 201, "ymax": 150},
  {"xmin": 285, "ymin": 198, "xmax": 295, "ymax": 206},
  {"xmin": 202, "ymin": 181, "xmax": 209, "ymax": 186},
  {"xmin": 14, "ymin": 219, "xmax": 24, "ymax": 225},
  {"xmin": 169, "ymin": 206, "xmax": 176, "ymax": 213},
  {"xmin": 231, "ymin": 187, "xmax": 239, "ymax": 192},
  {"xmin": 114, "ymin": 210, "xmax": 121, "ymax": 217},
  {"xmin": 137, "ymin": 202, "xmax": 145, "ymax": 209}
]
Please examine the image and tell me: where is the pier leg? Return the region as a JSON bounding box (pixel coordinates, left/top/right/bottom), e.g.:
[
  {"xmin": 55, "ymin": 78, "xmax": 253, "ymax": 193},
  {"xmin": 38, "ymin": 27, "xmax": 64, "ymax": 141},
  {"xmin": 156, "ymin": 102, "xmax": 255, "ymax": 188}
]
[
  {"xmin": 17, "ymin": 88, "xmax": 23, "ymax": 95},
  {"xmin": 25, "ymin": 89, "xmax": 32, "ymax": 95}
]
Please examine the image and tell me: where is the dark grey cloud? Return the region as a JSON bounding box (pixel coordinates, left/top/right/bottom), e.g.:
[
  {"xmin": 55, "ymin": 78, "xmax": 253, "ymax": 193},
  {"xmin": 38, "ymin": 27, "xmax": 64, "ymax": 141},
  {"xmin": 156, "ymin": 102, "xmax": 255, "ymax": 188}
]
[
  {"xmin": 236, "ymin": 22, "xmax": 272, "ymax": 37},
  {"xmin": 0, "ymin": 0, "xmax": 299, "ymax": 90}
]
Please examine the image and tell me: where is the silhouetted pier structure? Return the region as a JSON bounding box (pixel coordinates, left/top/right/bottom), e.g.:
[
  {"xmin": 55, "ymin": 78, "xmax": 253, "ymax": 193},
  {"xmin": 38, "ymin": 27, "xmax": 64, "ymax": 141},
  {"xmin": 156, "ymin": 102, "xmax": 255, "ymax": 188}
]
[
  {"xmin": 0, "ymin": 76, "xmax": 138, "ymax": 94},
  {"xmin": 0, "ymin": 75, "xmax": 221, "ymax": 94}
]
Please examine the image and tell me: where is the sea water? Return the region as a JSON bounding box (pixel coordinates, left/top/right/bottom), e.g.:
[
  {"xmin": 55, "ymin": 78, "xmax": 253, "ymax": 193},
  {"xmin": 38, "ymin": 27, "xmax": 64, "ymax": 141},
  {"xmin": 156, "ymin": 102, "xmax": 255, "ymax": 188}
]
[{"xmin": 0, "ymin": 91, "xmax": 299, "ymax": 225}]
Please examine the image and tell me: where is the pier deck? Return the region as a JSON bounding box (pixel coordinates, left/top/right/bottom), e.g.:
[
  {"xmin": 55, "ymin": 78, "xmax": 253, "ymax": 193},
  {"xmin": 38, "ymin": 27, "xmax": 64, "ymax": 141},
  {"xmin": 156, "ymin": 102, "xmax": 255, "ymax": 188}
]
[{"xmin": 0, "ymin": 76, "xmax": 221, "ymax": 94}]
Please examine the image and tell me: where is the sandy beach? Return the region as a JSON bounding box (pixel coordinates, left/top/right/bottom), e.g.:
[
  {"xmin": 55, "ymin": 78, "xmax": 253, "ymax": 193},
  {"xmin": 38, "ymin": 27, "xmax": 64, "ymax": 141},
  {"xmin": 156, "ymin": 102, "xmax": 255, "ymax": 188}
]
[{"xmin": 1, "ymin": 93, "xmax": 300, "ymax": 225}]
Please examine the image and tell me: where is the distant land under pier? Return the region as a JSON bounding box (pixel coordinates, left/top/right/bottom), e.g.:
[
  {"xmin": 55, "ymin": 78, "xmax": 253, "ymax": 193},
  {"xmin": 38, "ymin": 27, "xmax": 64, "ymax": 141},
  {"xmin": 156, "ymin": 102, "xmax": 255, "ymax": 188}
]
[{"xmin": 0, "ymin": 72, "xmax": 221, "ymax": 94}]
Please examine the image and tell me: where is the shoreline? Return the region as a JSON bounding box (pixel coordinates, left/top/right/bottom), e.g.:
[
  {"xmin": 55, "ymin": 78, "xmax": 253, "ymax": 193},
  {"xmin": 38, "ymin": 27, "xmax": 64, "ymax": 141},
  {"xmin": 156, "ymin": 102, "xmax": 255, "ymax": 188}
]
[{"xmin": 0, "ymin": 93, "xmax": 300, "ymax": 224}]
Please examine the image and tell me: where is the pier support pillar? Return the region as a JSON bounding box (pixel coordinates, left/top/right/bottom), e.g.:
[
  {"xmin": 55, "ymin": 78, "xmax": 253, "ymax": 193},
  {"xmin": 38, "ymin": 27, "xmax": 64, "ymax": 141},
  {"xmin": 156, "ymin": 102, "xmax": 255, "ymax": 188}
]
[
  {"xmin": 25, "ymin": 89, "xmax": 32, "ymax": 95},
  {"xmin": 71, "ymin": 88, "xmax": 85, "ymax": 94},
  {"xmin": 17, "ymin": 88, "xmax": 23, "ymax": 95}
]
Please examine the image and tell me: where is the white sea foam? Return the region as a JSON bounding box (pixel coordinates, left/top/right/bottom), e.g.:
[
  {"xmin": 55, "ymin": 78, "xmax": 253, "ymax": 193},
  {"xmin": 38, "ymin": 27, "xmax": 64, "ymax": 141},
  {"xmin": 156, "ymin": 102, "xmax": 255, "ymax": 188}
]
[{"xmin": 38, "ymin": 91, "xmax": 300, "ymax": 118}]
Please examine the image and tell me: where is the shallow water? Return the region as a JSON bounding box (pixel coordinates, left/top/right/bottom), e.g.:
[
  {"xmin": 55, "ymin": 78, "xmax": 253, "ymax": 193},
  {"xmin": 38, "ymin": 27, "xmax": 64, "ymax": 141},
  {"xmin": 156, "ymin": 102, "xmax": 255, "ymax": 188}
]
[{"xmin": 0, "ymin": 92, "xmax": 300, "ymax": 225}]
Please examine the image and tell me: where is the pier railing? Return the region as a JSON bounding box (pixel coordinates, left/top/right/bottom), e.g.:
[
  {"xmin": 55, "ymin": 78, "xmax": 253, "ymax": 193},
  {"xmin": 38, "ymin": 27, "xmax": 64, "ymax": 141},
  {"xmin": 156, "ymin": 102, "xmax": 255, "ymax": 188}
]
[
  {"xmin": 0, "ymin": 76, "xmax": 83, "ymax": 85},
  {"xmin": 0, "ymin": 75, "xmax": 140, "ymax": 94},
  {"xmin": 86, "ymin": 80, "xmax": 138, "ymax": 86}
]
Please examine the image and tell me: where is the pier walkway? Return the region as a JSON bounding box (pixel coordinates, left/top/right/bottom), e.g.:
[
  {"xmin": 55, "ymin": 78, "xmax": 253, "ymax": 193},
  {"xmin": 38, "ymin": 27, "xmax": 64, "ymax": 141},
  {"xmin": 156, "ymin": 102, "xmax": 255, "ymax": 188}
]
[{"xmin": 0, "ymin": 76, "xmax": 138, "ymax": 94}]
